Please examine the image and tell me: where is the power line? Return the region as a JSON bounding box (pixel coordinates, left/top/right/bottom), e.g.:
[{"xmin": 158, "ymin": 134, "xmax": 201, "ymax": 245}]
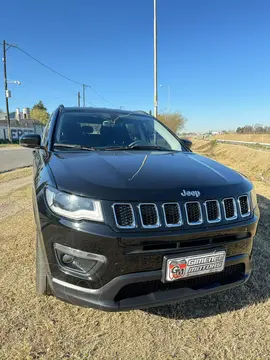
[
  {"xmin": 16, "ymin": 46, "xmax": 82, "ymax": 86},
  {"xmin": 13, "ymin": 45, "xmax": 116, "ymax": 107},
  {"xmin": 84, "ymin": 84, "xmax": 114, "ymax": 107}
]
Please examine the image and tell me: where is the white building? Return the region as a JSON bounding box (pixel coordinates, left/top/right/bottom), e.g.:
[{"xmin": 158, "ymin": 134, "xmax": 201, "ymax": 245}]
[{"xmin": 0, "ymin": 107, "xmax": 44, "ymax": 141}]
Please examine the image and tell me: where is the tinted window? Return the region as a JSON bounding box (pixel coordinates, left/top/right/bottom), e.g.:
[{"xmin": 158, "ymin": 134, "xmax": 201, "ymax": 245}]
[{"xmin": 54, "ymin": 111, "xmax": 183, "ymax": 151}]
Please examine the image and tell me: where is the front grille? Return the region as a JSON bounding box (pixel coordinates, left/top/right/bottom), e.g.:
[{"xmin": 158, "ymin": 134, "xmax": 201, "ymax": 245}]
[
  {"xmin": 114, "ymin": 263, "xmax": 245, "ymax": 302},
  {"xmin": 139, "ymin": 204, "xmax": 160, "ymax": 228},
  {"xmin": 205, "ymin": 200, "xmax": 221, "ymax": 223},
  {"xmin": 185, "ymin": 202, "xmax": 203, "ymax": 225},
  {"xmin": 238, "ymin": 195, "xmax": 250, "ymax": 217},
  {"xmin": 163, "ymin": 203, "xmax": 182, "ymax": 227},
  {"xmin": 112, "ymin": 204, "xmax": 135, "ymax": 228},
  {"xmin": 111, "ymin": 194, "xmax": 249, "ymax": 229},
  {"xmin": 223, "ymin": 198, "xmax": 237, "ymax": 220}
]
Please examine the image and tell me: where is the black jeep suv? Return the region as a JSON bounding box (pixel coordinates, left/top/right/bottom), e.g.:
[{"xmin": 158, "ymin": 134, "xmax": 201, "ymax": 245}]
[{"xmin": 20, "ymin": 106, "xmax": 260, "ymax": 311}]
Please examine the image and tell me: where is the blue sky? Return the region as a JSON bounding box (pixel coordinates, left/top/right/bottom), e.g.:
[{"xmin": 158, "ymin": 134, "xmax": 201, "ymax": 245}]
[{"xmin": 1, "ymin": 0, "xmax": 270, "ymax": 132}]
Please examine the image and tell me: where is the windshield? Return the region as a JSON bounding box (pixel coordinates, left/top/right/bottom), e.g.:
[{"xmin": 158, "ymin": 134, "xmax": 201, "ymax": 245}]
[{"xmin": 54, "ymin": 111, "xmax": 183, "ymax": 151}]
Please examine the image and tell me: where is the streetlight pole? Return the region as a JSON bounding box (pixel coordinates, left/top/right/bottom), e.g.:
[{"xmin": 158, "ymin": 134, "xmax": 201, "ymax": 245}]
[
  {"xmin": 77, "ymin": 91, "xmax": 81, "ymax": 107},
  {"xmin": 153, "ymin": 0, "xmax": 158, "ymax": 118},
  {"xmin": 3, "ymin": 40, "xmax": 11, "ymax": 142}
]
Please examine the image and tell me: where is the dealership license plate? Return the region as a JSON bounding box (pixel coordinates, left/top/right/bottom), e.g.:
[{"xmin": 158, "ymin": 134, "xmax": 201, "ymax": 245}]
[{"xmin": 163, "ymin": 250, "xmax": 226, "ymax": 282}]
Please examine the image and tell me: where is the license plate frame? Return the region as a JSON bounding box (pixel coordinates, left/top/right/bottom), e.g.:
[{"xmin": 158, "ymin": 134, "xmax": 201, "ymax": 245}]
[{"xmin": 162, "ymin": 250, "xmax": 226, "ymax": 283}]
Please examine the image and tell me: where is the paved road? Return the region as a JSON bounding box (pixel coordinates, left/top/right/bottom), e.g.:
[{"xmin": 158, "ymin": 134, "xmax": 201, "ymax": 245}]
[{"xmin": 0, "ymin": 147, "xmax": 33, "ymax": 172}]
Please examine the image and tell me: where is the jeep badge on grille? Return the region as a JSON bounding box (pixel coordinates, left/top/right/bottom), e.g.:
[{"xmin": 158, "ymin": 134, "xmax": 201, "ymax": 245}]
[{"xmin": 181, "ymin": 190, "xmax": 201, "ymax": 197}]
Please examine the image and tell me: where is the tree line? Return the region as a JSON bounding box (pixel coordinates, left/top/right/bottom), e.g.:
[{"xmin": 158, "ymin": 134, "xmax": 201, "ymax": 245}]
[
  {"xmin": 30, "ymin": 101, "xmax": 50, "ymax": 124},
  {"xmin": 236, "ymin": 124, "xmax": 270, "ymax": 134}
]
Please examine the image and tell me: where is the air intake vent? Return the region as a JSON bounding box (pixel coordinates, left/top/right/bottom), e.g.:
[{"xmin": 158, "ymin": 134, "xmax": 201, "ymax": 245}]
[
  {"xmin": 139, "ymin": 204, "xmax": 160, "ymax": 228},
  {"xmin": 112, "ymin": 204, "xmax": 135, "ymax": 228},
  {"xmin": 163, "ymin": 203, "xmax": 182, "ymax": 227},
  {"xmin": 223, "ymin": 198, "xmax": 237, "ymax": 220},
  {"xmin": 238, "ymin": 195, "xmax": 250, "ymax": 217},
  {"xmin": 205, "ymin": 200, "xmax": 221, "ymax": 223},
  {"xmin": 185, "ymin": 202, "xmax": 203, "ymax": 225}
]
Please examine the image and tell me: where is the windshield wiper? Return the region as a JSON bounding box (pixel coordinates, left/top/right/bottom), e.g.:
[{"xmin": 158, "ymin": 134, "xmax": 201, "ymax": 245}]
[
  {"xmin": 103, "ymin": 145, "xmax": 171, "ymax": 151},
  {"xmin": 54, "ymin": 143, "xmax": 172, "ymax": 152},
  {"xmin": 53, "ymin": 143, "xmax": 96, "ymax": 151}
]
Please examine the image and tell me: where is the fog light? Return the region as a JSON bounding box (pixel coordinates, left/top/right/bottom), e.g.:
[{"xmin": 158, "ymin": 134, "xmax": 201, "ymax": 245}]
[
  {"xmin": 62, "ymin": 254, "xmax": 74, "ymax": 264},
  {"xmin": 54, "ymin": 243, "xmax": 106, "ymax": 279}
]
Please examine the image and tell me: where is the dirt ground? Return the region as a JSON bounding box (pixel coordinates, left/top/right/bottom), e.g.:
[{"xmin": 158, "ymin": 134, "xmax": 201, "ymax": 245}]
[{"xmin": 0, "ymin": 144, "xmax": 269, "ymax": 360}]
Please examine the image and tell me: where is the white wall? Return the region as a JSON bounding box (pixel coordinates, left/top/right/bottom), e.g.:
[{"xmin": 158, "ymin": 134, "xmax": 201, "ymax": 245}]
[{"xmin": 0, "ymin": 125, "xmax": 44, "ymax": 141}]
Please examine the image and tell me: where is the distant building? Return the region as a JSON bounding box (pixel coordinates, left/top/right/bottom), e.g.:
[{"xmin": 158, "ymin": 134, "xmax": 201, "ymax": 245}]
[
  {"xmin": 210, "ymin": 131, "xmax": 221, "ymax": 135},
  {"xmin": 0, "ymin": 107, "xmax": 44, "ymax": 141}
]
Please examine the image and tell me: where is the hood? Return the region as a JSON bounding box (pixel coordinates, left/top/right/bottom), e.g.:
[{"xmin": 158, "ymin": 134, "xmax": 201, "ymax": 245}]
[{"xmin": 48, "ymin": 150, "xmax": 252, "ymax": 201}]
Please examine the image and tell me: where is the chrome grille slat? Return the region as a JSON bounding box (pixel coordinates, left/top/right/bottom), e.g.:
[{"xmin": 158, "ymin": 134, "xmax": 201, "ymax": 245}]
[
  {"xmin": 222, "ymin": 198, "xmax": 237, "ymax": 220},
  {"xmin": 162, "ymin": 203, "xmax": 182, "ymax": 227},
  {"xmin": 238, "ymin": 195, "xmax": 250, "ymax": 217},
  {"xmin": 138, "ymin": 203, "xmax": 160, "ymax": 228},
  {"xmin": 112, "ymin": 195, "xmax": 249, "ymax": 228},
  {"xmin": 184, "ymin": 201, "xmax": 203, "ymax": 225},
  {"xmin": 204, "ymin": 200, "xmax": 221, "ymax": 223},
  {"xmin": 112, "ymin": 203, "xmax": 135, "ymax": 229}
]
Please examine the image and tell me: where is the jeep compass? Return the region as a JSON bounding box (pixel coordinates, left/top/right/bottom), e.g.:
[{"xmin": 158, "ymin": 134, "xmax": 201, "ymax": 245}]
[{"xmin": 20, "ymin": 106, "xmax": 260, "ymax": 311}]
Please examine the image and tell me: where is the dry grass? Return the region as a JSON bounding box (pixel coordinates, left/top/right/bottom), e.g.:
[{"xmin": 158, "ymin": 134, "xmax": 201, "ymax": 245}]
[
  {"xmin": 0, "ymin": 148, "xmax": 270, "ymax": 360},
  {"xmin": 0, "ymin": 143, "xmax": 20, "ymax": 148},
  {"xmin": 193, "ymin": 140, "xmax": 270, "ymax": 182},
  {"xmin": 212, "ymin": 133, "xmax": 270, "ymax": 144},
  {"xmin": 0, "ymin": 167, "xmax": 32, "ymax": 183}
]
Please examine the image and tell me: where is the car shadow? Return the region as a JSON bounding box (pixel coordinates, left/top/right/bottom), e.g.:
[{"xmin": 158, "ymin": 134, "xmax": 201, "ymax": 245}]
[{"xmin": 144, "ymin": 193, "xmax": 269, "ymax": 319}]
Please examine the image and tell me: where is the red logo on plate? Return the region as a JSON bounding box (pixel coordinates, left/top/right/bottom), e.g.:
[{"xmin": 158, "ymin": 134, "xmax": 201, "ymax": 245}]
[{"xmin": 169, "ymin": 259, "xmax": 187, "ymax": 280}]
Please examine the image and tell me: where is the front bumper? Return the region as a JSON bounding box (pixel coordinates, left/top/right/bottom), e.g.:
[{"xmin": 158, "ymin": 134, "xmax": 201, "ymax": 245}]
[
  {"xmin": 38, "ymin": 206, "xmax": 259, "ymax": 310},
  {"xmin": 49, "ymin": 254, "xmax": 251, "ymax": 311}
]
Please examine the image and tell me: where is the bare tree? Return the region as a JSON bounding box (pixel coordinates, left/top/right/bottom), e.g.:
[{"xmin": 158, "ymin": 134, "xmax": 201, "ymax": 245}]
[{"xmin": 157, "ymin": 112, "xmax": 186, "ymax": 134}]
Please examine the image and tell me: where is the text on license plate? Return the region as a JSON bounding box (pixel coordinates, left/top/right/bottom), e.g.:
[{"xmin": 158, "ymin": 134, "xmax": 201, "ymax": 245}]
[{"xmin": 164, "ymin": 251, "xmax": 226, "ymax": 282}]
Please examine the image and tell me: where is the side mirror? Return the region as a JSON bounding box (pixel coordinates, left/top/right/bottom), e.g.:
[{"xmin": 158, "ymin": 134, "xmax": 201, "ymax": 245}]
[
  {"xmin": 20, "ymin": 134, "xmax": 41, "ymax": 148},
  {"xmin": 180, "ymin": 138, "xmax": 192, "ymax": 150}
]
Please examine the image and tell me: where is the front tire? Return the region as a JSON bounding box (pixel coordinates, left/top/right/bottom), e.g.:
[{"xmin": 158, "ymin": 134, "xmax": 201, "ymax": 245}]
[{"xmin": 36, "ymin": 232, "xmax": 51, "ymax": 295}]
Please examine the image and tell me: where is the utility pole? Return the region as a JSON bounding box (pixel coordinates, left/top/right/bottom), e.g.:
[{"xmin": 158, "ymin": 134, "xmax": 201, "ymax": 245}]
[
  {"xmin": 77, "ymin": 91, "xmax": 81, "ymax": 107},
  {"xmin": 82, "ymin": 84, "xmax": 86, "ymax": 107},
  {"xmin": 3, "ymin": 40, "xmax": 11, "ymax": 142},
  {"xmin": 153, "ymin": 0, "xmax": 158, "ymax": 118}
]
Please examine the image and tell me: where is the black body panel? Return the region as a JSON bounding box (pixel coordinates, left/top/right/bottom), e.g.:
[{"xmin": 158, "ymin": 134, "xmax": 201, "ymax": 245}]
[
  {"xmin": 30, "ymin": 106, "xmax": 260, "ymax": 311},
  {"xmin": 38, "ymin": 199, "xmax": 257, "ymax": 290},
  {"xmin": 48, "ymin": 151, "xmax": 252, "ymax": 201}
]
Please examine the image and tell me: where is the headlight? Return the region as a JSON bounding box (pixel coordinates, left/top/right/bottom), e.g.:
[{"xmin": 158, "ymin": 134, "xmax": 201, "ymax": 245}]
[
  {"xmin": 250, "ymin": 188, "xmax": 258, "ymax": 209},
  {"xmin": 45, "ymin": 186, "xmax": 104, "ymax": 222}
]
